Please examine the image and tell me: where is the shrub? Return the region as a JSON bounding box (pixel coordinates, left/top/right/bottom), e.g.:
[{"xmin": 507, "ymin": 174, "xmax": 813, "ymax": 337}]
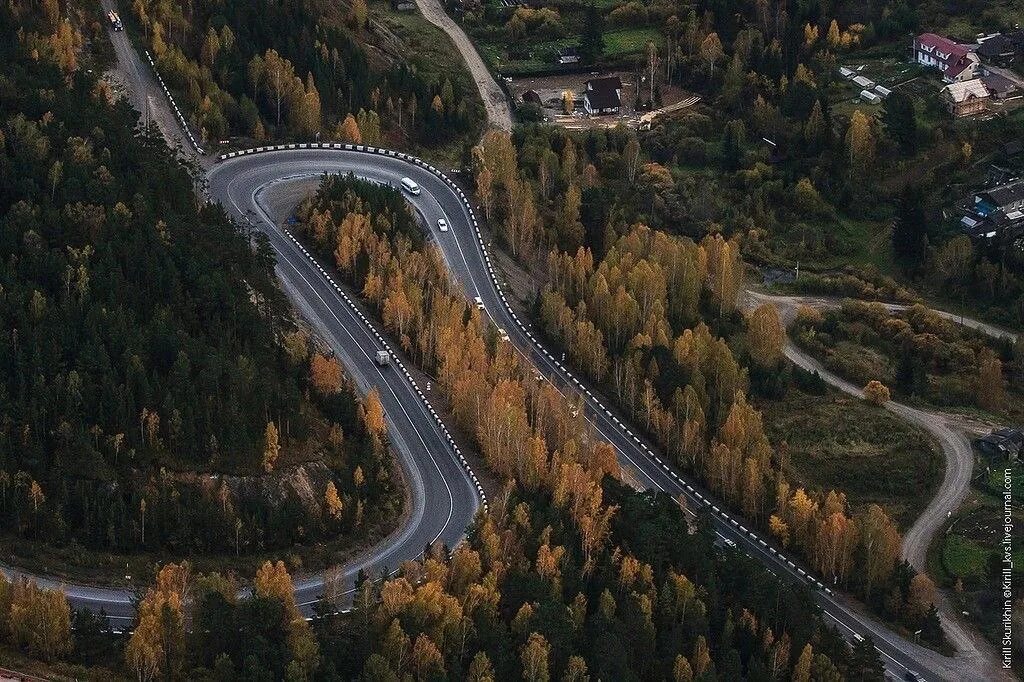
[{"xmin": 863, "ymin": 380, "xmax": 891, "ymax": 405}]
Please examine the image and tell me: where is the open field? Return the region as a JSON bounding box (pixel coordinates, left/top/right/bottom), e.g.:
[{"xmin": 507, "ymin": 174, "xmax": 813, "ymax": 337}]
[
  {"xmin": 479, "ymin": 26, "xmax": 659, "ymax": 75},
  {"xmin": 760, "ymin": 387, "xmax": 943, "ymax": 527}
]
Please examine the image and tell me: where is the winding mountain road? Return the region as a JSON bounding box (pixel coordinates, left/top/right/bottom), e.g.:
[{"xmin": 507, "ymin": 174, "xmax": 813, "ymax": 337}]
[
  {"xmin": 5, "ymin": 5, "xmax": 1010, "ymax": 680},
  {"xmin": 2, "ymin": 137, "xmax": 1006, "ymax": 679},
  {"xmin": 204, "ymin": 144, "xmax": 1008, "ymax": 681}
]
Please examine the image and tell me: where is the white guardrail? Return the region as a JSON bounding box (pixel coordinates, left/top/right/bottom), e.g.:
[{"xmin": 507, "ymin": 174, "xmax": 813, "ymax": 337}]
[
  {"xmin": 215, "ymin": 143, "xmax": 837, "ymax": 597},
  {"xmin": 219, "ymin": 144, "xmax": 487, "ymax": 514},
  {"xmin": 143, "ymin": 50, "xmax": 205, "ymax": 155}
]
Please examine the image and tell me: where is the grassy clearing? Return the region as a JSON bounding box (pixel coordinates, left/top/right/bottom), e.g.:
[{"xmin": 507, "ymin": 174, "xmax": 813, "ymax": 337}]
[
  {"xmin": 759, "ymin": 387, "xmax": 942, "ymax": 527},
  {"xmin": 766, "ymin": 211, "xmax": 898, "ymax": 279},
  {"xmin": 373, "ymin": 1, "xmax": 472, "ymax": 86},
  {"xmin": 926, "ymin": 450, "xmax": 1023, "ymax": 670},
  {"xmin": 0, "ymin": 643, "xmax": 123, "ymax": 681},
  {"xmin": 941, "ymin": 533, "xmax": 989, "ymax": 579},
  {"xmin": 481, "ymin": 26, "xmax": 659, "ymax": 74}
]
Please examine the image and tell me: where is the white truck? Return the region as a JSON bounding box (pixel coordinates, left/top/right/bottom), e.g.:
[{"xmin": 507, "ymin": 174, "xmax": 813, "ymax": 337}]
[{"xmin": 375, "ymin": 350, "xmax": 391, "ymax": 367}]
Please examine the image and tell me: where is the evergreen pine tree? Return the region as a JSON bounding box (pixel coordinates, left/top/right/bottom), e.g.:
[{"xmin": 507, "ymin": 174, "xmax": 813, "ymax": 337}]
[
  {"xmin": 892, "ymin": 186, "xmax": 928, "ymax": 271},
  {"xmin": 579, "ymin": 3, "xmax": 605, "ymax": 64},
  {"xmin": 882, "ymin": 91, "xmax": 917, "ymax": 154}
]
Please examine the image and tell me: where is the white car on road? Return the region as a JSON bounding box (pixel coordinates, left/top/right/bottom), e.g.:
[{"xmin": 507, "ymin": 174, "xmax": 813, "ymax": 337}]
[{"xmin": 437, "ymin": 218, "xmax": 448, "ymax": 232}]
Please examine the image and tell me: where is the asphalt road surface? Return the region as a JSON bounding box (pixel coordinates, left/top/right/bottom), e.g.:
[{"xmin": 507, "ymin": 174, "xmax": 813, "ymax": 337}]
[
  {"xmin": 203, "ymin": 146, "xmax": 1005, "ymax": 681},
  {"xmin": 8, "ymin": 6, "xmax": 1009, "ymax": 676}
]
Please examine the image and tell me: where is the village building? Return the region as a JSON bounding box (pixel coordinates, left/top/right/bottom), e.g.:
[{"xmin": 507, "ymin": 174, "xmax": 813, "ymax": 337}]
[
  {"xmin": 913, "ymin": 33, "xmax": 980, "ymax": 82},
  {"xmin": 582, "ymin": 76, "xmax": 622, "ymax": 115}
]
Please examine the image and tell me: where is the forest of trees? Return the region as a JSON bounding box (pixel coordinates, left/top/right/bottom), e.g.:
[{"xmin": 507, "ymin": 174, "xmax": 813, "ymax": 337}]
[
  {"xmin": 0, "ymin": 0, "xmax": 397, "ymax": 557},
  {"xmin": 470, "ymin": 124, "xmax": 946, "ymax": 642},
  {"xmin": 112, "ymin": 486, "xmax": 893, "ymax": 681},
  {"xmin": 3, "ymin": 494, "xmax": 896, "ymax": 681},
  {"xmin": 792, "ymin": 300, "xmax": 1023, "ymax": 419},
  {"xmin": 130, "ymin": 0, "xmax": 483, "ymax": 146},
  {"xmin": 0, "ymin": 139, "xmax": 889, "ymax": 682}
]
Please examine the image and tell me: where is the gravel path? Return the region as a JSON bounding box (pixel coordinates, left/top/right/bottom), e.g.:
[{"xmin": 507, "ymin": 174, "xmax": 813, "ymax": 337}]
[
  {"xmin": 746, "ymin": 291, "xmax": 1009, "ymax": 680},
  {"xmin": 413, "ymin": 0, "xmax": 513, "ymax": 131}
]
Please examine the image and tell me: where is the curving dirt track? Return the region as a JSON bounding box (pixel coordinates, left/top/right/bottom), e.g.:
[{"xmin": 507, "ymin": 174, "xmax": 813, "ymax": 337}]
[
  {"xmin": 413, "ymin": 0, "xmax": 513, "ymax": 131},
  {"xmin": 746, "ymin": 291, "xmax": 1013, "ymax": 680}
]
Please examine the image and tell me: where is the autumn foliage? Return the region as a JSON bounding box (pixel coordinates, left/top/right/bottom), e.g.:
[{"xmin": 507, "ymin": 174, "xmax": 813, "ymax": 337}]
[
  {"xmin": 296, "ymin": 175, "xmax": 622, "ymax": 558},
  {"xmin": 863, "ymin": 380, "xmax": 891, "ymax": 405}
]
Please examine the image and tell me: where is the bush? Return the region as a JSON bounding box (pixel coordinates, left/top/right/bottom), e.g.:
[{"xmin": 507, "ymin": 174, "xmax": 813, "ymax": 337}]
[{"xmin": 863, "ymin": 380, "xmax": 891, "ymax": 405}]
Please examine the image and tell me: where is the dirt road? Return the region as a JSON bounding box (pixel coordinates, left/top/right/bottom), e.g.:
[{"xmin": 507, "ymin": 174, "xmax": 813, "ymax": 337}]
[
  {"xmin": 746, "ymin": 291, "xmax": 1009, "ymax": 679},
  {"xmin": 413, "ymin": 0, "xmax": 513, "ymax": 131},
  {"xmin": 101, "ymin": 0, "xmax": 200, "ymax": 158}
]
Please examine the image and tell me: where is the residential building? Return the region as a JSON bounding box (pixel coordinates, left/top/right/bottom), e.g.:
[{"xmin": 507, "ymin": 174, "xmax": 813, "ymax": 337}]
[
  {"xmin": 940, "ymin": 78, "xmax": 990, "ymax": 116},
  {"xmin": 583, "ymin": 77, "xmax": 622, "ymax": 115},
  {"xmin": 962, "ymin": 178, "xmax": 1024, "ymax": 242},
  {"xmin": 980, "ymin": 72, "xmax": 1021, "ymax": 101},
  {"xmin": 975, "ymin": 428, "xmax": 1023, "ymax": 462},
  {"xmin": 975, "ymin": 178, "xmax": 1024, "ymax": 216},
  {"xmin": 977, "ymin": 31, "xmax": 1024, "ymax": 67},
  {"xmin": 913, "ymin": 33, "xmax": 980, "ymax": 82}
]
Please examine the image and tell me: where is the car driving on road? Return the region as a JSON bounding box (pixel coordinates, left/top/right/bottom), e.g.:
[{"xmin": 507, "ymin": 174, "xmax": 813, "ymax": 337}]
[
  {"xmin": 400, "ymin": 177, "xmax": 420, "ymax": 195},
  {"xmin": 437, "ymin": 218, "xmax": 448, "ymax": 232}
]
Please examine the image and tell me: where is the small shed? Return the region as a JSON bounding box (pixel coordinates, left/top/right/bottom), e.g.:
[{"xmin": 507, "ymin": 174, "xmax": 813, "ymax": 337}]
[
  {"xmin": 557, "ymin": 47, "xmax": 580, "ymax": 65},
  {"xmin": 838, "ymin": 66, "xmax": 855, "ymax": 79},
  {"xmin": 852, "ymin": 75, "xmax": 876, "ymax": 89},
  {"xmin": 860, "ymin": 89, "xmax": 882, "ymax": 104}
]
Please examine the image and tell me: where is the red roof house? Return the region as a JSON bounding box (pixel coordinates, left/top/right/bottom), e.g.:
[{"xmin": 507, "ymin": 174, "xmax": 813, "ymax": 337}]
[{"xmin": 913, "ymin": 33, "xmax": 979, "ymax": 82}]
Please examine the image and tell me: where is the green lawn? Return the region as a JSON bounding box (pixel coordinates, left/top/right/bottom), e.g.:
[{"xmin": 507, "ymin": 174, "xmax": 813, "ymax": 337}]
[
  {"xmin": 936, "ymin": 1, "xmax": 1024, "ymax": 38},
  {"xmin": 603, "ymin": 26, "xmax": 660, "ymax": 54},
  {"xmin": 481, "ymin": 26, "xmax": 659, "ymax": 75},
  {"xmin": 941, "ymin": 534, "xmax": 990, "ymax": 579},
  {"xmin": 760, "ymin": 387, "xmax": 942, "ymax": 527}
]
